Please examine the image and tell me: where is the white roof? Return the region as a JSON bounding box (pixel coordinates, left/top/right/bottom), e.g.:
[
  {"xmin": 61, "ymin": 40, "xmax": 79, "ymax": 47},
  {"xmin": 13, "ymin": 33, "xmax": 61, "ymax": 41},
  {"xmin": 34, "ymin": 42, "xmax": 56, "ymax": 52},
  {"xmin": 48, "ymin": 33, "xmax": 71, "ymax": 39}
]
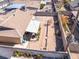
[
  {"xmin": 26, "ymin": 20, "xmax": 40, "ymax": 33},
  {"xmin": 6, "ymin": 3, "xmax": 25, "ymax": 9},
  {"xmin": 72, "ymin": 11, "xmax": 77, "ymax": 17},
  {"xmin": 72, "ymin": 11, "xmax": 79, "ymax": 21},
  {"xmin": 77, "ymin": 16, "xmax": 79, "ymax": 21}
]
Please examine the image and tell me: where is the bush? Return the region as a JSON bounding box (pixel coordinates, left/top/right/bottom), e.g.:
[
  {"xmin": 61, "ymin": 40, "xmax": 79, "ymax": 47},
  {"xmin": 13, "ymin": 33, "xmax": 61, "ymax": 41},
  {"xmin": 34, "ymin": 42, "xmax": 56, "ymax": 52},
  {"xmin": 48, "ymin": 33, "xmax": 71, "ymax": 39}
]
[
  {"xmin": 13, "ymin": 51, "xmax": 32, "ymax": 57},
  {"xmin": 34, "ymin": 54, "xmax": 44, "ymax": 59},
  {"xmin": 13, "ymin": 51, "xmax": 22, "ymax": 57},
  {"xmin": 36, "ymin": 27, "xmax": 41, "ymax": 40},
  {"xmin": 40, "ymin": 4, "xmax": 45, "ymax": 9}
]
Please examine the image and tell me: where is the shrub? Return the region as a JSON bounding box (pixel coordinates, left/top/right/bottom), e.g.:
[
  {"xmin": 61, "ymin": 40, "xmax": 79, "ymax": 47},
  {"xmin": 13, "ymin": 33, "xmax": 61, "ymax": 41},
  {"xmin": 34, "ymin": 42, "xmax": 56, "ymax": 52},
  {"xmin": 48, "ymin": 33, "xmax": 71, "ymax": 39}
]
[
  {"xmin": 34, "ymin": 54, "xmax": 44, "ymax": 59},
  {"xmin": 36, "ymin": 27, "xmax": 41, "ymax": 40},
  {"xmin": 40, "ymin": 4, "xmax": 45, "ymax": 9},
  {"xmin": 13, "ymin": 51, "xmax": 32, "ymax": 57}
]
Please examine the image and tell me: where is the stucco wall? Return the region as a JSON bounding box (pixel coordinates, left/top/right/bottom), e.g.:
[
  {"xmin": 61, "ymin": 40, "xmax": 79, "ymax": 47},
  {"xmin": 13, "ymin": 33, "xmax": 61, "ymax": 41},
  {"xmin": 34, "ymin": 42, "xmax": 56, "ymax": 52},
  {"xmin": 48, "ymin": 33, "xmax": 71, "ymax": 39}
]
[
  {"xmin": 0, "ymin": 36, "xmax": 20, "ymax": 44},
  {"xmin": 58, "ymin": 13, "xmax": 67, "ymax": 50}
]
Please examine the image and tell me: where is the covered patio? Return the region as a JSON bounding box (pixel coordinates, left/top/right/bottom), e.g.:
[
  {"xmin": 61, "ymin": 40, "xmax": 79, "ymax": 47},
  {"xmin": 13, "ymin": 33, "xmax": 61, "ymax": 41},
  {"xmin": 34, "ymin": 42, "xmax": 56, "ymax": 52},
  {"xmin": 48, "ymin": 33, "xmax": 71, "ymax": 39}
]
[
  {"xmin": 26, "ymin": 20, "xmax": 40, "ymax": 34},
  {"xmin": 25, "ymin": 20, "xmax": 40, "ymax": 41}
]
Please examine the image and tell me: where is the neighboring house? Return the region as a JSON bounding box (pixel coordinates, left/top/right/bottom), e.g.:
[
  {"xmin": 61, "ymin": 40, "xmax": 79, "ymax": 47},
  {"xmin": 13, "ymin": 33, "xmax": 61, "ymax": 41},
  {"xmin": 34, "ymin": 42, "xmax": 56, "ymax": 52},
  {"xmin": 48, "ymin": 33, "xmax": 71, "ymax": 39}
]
[
  {"xmin": 0, "ymin": 10, "xmax": 32, "ymax": 44},
  {"xmin": 69, "ymin": 0, "xmax": 79, "ymax": 9},
  {"xmin": 0, "ymin": 0, "xmax": 9, "ymax": 8}
]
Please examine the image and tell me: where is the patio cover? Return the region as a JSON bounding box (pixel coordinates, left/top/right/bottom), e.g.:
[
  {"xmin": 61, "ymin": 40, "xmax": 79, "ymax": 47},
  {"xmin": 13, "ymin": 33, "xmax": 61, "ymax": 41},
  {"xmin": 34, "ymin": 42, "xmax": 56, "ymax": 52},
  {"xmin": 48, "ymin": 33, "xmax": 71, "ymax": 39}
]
[
  {"xmin": 6, "ymin": 3, "xmax": 25, "ymax": 9},
  {"xmin": 26, "ymin": 20, "xmax": 40, "ymax": 34}
]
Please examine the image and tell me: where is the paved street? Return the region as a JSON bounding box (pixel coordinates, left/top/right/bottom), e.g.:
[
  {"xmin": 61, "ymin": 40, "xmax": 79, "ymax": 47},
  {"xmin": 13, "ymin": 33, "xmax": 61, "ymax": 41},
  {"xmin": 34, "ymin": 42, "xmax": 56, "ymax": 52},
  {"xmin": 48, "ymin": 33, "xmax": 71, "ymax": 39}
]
[{"xmin": 0, "ymin": 47, "xmax": 13, "ymax": 59}]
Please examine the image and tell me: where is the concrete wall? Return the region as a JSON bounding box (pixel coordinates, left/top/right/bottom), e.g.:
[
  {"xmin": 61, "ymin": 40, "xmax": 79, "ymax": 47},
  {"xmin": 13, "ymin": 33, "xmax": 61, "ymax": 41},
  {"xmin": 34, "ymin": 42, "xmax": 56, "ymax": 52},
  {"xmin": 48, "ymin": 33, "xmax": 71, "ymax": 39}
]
[
  {"xmin": 0, "ymin": 46, "xmax": 69, "ymax": 59},
  {"xmin": 58, "ymin": 13, "xmax": 67, "ymax": 50},
  {"xmin": 0, "ymin": 36, "xmax": 20, "ymax": 44}
]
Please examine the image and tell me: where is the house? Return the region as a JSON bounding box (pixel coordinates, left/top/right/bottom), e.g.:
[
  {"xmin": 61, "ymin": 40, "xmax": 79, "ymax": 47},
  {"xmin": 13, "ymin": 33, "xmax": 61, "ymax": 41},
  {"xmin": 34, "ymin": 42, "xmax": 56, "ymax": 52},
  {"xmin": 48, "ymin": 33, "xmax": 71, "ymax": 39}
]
[
  {"xmin": 69, "ymin": 0, "xmax": 79, "ymax": 10},
  {"xmin": 0, "ymin": 9, "xmax": 32, "ymax": 44},
  {"xmin": 0, "ymin": 0, "xmax": 9, "ymax": 8}
]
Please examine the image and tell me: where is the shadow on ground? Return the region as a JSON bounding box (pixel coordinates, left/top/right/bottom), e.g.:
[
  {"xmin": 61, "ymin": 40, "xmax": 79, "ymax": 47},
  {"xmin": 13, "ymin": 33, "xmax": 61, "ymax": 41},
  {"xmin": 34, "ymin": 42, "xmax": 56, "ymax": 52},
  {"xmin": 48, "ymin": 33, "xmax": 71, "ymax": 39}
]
[
  {"xmin": 53, "ymin": 14, "xmax": 64, "ymax": 51},
  {"xmin": 27, "ymin": 7, "xmax": 38, "ymax": 10},
  {"xmin": 51, "ymin": 0, "xmax": 64, "ymax": 51},
  {"xmin": 34, "ymin": 11, "xmax": 53, "ymax": 16}
]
